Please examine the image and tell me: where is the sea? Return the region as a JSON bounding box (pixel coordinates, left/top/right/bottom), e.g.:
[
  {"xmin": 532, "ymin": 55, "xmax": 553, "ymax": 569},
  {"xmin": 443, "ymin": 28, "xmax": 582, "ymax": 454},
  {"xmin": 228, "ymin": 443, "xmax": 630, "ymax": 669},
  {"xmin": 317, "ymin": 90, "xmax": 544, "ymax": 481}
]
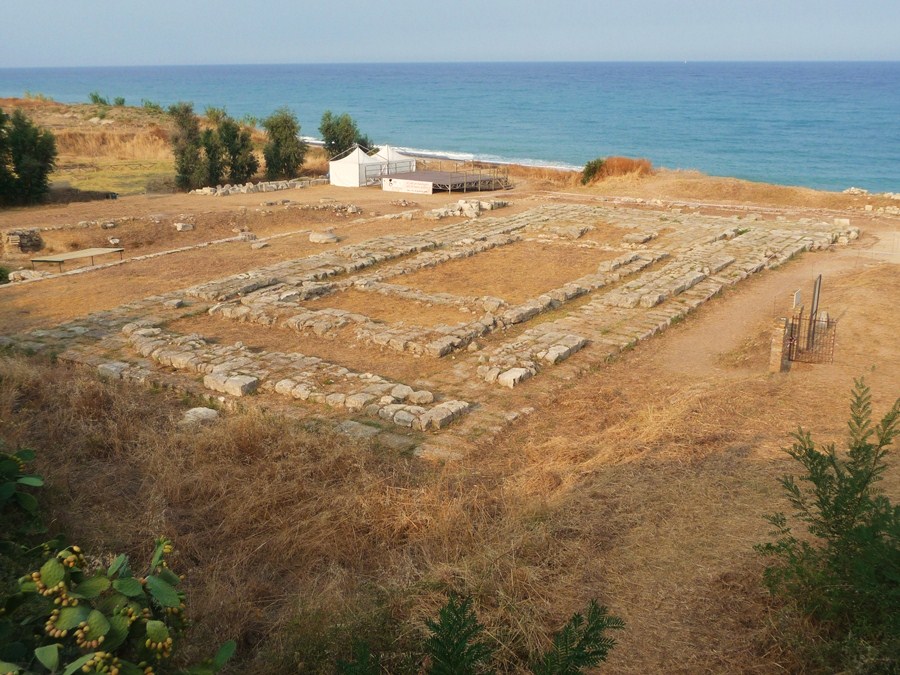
[{"xmin": 0, "ymin": 61, "xmax": 898, "ymax": 193}]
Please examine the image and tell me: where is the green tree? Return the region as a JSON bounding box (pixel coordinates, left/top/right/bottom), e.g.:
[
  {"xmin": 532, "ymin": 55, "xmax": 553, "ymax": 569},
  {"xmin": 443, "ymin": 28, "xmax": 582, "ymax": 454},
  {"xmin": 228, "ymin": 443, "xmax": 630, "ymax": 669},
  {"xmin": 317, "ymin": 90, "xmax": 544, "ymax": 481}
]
[
  {"xmin": 756, "ymin": 379, "xmax": 900, "ymax": 670},
  {"xmin": 168, "ymin": 102, "xmax": 205, "ymax": 191},
  {"xmin": 0, "ymin": 108, "xmax": 58, "ymax": 206},
  {"xmin": 217, "ymin": 116, "xmax": 259, "ymax": 184},
  {"xmin": 262, "ymin": 107, "xmax": 306, "ymax": 180},
  {"xmin": 319, "ymin": 110, "xmax": 374, "ymax": 158},
  {"xmin": 200, "ymin": 127, "xmax": 226, "ymax": 187}
]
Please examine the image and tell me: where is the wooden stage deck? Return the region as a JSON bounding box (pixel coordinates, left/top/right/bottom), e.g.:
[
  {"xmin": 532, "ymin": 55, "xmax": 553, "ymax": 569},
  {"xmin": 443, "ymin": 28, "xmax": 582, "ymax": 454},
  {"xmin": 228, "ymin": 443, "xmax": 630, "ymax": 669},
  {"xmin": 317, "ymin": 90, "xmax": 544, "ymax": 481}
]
[{"xmin": 382, "ymin": 170, "xmax": 510, "ymax": 194}]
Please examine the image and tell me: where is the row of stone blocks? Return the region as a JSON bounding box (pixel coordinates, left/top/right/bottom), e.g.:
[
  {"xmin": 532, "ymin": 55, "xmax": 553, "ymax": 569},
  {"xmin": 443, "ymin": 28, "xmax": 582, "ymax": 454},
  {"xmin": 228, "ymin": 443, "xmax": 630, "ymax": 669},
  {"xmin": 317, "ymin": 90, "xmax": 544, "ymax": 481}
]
[{"xmin": 123, "ymin": 323, "xmax": 471, "ymax": 432}]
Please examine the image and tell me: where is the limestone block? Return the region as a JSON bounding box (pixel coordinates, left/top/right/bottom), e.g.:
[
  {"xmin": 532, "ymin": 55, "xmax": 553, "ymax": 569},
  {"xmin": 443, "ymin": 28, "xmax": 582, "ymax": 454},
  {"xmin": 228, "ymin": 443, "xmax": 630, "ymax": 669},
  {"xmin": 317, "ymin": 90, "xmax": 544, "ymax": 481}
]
[
  {"xmin": 310, "ymin": 231, "xmax": 339, "ymax": 244},
  {"xmin": 223, "ymin": 375, "xmax": 259, "ymax": 396},
  {"xmin": 180, "ymin": 407, "xmax": 219, "ymax": 425},
  {"xmin": 418, "ymin": 407, "xmax": 456, "ymax": 431},
  {"xmin": 291, "ymin": 384, "xmax": 313, "ymax": 400},
  {"xmin": 497, "ymin": 368, "xmax": 532, "ymax": 388},
  {"xmin": 408, "ymin": 390, "xmax": 434, "ymax": 405},
  {"xmin": 203, "ymin": 373, "xmax": 229, "ymax": 392},
  {"xmin": 345, "ymin": 393, "xmax": 376, "ymax": 411},
  {"xmin": 174, "ymin": 222, "xmax": 194, "ymax": 232},
  {"xmin": 393, "ymin": 410, "xmax": 416, "ymax": 427},
  {"xmin": 274, "ymin": 379, "xmax": 296, "ymax": 395},
  {"xmin": 379, "ymin": 404, "xmax": 404, "ymax": 421},
  {"xmin": 97, "ymin": 361, "xmax": 129, "ymax": 379},
  {"xmin": 325, "ymin": 393, "xmax": 347, "ymax": 407},
  {"xmin": 391, "ymin": 384, "xmax": 414, "ymax": 400}
]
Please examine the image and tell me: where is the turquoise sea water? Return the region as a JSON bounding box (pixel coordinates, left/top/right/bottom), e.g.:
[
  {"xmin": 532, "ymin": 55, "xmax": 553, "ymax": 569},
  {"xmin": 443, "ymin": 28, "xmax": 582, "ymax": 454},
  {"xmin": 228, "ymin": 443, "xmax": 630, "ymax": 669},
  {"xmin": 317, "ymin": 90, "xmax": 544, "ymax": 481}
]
[{"xmin": 0, "ymin": 62, "xmax": 898, "ymax": 192}]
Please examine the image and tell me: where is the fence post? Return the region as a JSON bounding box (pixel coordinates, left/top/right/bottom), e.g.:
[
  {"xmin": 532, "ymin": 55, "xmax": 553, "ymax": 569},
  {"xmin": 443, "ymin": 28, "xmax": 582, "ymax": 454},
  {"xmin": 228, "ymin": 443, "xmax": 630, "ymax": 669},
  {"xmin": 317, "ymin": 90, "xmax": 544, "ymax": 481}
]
[{"xmin": 768, "ymin": 317, "xmax": 792, "ymax": 373}]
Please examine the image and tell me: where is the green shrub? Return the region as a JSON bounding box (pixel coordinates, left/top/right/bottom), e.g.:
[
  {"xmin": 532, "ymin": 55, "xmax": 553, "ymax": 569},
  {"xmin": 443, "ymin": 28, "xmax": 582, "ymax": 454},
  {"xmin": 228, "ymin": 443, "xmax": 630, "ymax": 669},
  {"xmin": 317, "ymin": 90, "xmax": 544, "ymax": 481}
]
[
  {"xmin": 113, "ymin": 97, "xmax": 126, "ymax": 107},
  {"xmin": 141, "ymin": 100, "xmax": 164, "ymax": 114},
  {"xmin": 0, "ymin": 108, "xmax": 58, "ymax": 206},
  {"xmin": 88, "ymin": 91, "xmax": 110, "ymax": 106},
  {"xmin": 262, "ymin": 108, "xmax": 306, "ymax": 180},
  {"xmin": 580, "ymin": 158, "xmax": 605, "ymax": 185},
  {"xmin": 756, "ymin": 379, "xmax": 900, "ymax": 671},
  {"xmin": 0, "ymin": 266, "xmax": 10, "ymax": 284}
]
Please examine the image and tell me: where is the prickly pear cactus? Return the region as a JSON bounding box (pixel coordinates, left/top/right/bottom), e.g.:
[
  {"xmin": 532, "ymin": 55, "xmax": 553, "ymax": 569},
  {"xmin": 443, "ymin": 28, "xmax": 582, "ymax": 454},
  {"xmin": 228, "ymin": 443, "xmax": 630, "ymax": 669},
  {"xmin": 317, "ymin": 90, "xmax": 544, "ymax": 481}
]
[{"xmin": 1, "ymin": 537, "xmax": 234, "ymax": 675}]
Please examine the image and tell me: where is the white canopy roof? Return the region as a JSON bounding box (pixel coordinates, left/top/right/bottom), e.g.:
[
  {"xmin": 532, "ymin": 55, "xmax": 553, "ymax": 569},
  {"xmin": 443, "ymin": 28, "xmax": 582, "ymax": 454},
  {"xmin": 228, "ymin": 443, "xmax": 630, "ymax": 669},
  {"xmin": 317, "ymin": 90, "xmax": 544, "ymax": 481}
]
[{"xmin": 328, "ymin": 144, "xmax": 417, "ymax": 187}]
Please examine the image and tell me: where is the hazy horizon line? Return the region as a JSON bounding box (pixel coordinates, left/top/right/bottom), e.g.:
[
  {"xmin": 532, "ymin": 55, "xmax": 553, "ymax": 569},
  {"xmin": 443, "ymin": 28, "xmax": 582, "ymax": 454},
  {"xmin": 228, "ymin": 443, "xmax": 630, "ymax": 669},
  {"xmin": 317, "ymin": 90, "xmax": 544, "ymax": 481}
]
[{"xmin": 3, "ymin": 58, "xmax": 899, "ymax": 71}]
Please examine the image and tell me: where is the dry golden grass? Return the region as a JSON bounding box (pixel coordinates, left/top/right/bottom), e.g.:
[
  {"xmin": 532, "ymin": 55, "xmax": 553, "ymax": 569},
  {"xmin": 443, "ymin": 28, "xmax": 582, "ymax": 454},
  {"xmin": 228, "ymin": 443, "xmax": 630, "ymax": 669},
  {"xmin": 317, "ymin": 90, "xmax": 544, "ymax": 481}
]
[
  {"xmin": 302, "ymin": 147, "xmax": 330, "ymax": 175},
  {"xmin": 2, "ymin": 254, "xmax": 898, "ymax": 673},
  {"xmin": 397, "ymin": 241, "xmax": 619, "ymax": 304},
  {"xmin": 54, "ymin": 127, "xmax": 172, "ymax": 161}
]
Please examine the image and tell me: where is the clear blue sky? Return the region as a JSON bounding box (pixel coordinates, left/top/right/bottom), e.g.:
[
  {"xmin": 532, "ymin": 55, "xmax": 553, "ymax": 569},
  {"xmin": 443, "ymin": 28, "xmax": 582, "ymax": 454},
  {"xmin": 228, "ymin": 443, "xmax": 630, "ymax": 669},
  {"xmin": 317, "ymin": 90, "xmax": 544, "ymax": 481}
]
[{"xmin": 3, "ymin": 0, "xmax": 899, "ymax": 67}]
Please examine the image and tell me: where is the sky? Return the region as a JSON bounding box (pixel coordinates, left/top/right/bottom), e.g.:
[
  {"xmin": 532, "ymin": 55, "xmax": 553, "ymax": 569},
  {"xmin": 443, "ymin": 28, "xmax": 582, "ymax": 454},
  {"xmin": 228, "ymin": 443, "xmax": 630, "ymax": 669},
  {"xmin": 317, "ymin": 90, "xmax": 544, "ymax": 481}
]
[{"xmin": 2, "ymin": 0, "xmax": 899, "ymax": 67}]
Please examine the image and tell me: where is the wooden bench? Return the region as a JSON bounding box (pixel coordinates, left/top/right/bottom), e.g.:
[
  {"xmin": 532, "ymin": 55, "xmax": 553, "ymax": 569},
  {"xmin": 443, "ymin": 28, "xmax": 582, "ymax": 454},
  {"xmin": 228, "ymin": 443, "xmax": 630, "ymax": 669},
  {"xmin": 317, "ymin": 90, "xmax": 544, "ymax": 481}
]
[{"xmin": 31, "ymin": 247, "xmax": 124, "ymax": 273}]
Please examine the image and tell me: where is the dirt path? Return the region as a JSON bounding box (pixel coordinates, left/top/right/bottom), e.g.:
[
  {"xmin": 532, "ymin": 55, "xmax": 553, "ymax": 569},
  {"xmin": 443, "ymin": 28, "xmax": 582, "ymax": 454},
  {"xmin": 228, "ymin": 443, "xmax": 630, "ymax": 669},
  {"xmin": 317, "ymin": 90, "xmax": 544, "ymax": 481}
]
[{"xmin": 649, "ymin": 222, "xmax": 898, "ymax": 378}]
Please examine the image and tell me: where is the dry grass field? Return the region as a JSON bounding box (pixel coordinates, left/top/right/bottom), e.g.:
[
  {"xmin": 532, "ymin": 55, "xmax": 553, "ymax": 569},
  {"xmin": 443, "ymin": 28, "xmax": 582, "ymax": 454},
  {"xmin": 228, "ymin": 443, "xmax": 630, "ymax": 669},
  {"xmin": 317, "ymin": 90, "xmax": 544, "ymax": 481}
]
[{"xmin": 1, "ymin": 99, "xmax": 898, "ymax": 673}]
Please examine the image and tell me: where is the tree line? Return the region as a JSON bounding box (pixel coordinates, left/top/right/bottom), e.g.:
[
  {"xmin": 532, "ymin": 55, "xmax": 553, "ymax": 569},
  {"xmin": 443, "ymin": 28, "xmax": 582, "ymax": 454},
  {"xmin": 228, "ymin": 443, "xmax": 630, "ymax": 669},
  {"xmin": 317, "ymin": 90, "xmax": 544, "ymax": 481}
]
[{"xmin": 0, "ymin": 100, "xmax": 376, "ymax": 206}]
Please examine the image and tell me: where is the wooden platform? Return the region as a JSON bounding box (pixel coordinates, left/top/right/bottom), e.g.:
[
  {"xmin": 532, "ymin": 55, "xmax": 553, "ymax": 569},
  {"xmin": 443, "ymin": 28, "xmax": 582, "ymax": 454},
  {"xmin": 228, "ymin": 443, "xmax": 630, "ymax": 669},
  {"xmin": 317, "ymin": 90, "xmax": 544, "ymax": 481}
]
[
  {"xmin": 382, "ymin": 170, "xmax": 510, "ymax": 194},
  {"xmin": 31, "ymin": 247, "xmax": 124, "ymax": 272}
]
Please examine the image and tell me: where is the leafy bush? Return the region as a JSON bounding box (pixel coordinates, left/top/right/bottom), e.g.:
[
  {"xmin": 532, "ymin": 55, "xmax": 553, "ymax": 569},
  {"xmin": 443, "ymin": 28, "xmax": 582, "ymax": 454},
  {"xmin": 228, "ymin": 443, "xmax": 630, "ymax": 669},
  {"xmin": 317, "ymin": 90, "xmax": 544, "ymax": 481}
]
[
  {"xmin": 0, "ymin": 108, "xmax": 58, "ymax": 206},
  {"xmin": 580, "ymin": 158, "xmax": 605, "ymax": 185},
  {"xmin": 319, "ymin": 111, "xmax": 374, "ymax": 159},
  {"xmin": 756, "ymin": 379, "xmax": 900, "ymax": 671},
  {"xmin": 113, "ymin": 97, "xmax": 126, "ymax": 107},
  {"xmin": 262, "ymin": 108, "xmax": 306, "ymax": 180},
  {"xmin": 0, "ymin": 266, "xmax": 10, "ymax": 285},
  {"xmin": 141, "ymin": 100, "xmax": 164, "ymax": 114}
]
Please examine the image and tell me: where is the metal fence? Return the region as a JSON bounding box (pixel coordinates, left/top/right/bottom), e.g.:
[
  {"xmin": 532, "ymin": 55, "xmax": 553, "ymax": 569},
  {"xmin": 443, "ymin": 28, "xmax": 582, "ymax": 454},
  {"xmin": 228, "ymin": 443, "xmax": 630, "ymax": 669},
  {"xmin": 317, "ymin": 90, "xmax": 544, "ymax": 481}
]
[{"xmin": 787, "ymin": 314, "xmax": 837, "ymax": 364}]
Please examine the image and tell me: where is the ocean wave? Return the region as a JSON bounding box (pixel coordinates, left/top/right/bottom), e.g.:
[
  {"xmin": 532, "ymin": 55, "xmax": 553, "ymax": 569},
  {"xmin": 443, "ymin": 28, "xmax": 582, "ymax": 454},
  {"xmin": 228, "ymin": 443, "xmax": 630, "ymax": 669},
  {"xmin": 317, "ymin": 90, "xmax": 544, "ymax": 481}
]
[{"xmin": 388, "ymin": 144, "xmax": 581, "ymax": 172}]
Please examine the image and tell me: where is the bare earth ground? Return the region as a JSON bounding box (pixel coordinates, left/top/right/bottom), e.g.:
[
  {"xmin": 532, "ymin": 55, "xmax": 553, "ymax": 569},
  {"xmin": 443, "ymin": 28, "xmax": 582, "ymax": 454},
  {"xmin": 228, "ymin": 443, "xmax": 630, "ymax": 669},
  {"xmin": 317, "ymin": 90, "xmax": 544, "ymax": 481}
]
[{"xmin": 1, "ymin": 99, "xmax": 899, "ymax": 672}]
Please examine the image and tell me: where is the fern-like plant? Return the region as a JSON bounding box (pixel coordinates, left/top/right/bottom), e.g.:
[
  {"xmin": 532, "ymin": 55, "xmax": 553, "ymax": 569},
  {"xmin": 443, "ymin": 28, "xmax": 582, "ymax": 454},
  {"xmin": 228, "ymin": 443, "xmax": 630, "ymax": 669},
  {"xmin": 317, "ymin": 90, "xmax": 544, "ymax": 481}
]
[
  {"xmin": 531, "ymin": 600, "xmax": 624, "ymax": 675},
  {"xmin": 424, "ymin": 594, "xmax": 495, "ymax": 675}
]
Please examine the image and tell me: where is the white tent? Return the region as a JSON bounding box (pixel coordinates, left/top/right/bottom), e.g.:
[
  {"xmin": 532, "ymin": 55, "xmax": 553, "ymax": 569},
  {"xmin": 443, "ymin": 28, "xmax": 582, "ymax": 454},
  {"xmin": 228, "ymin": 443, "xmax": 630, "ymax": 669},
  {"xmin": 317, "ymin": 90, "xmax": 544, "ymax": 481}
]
[
  {"xmin": 328, "ymin": 144, "xmax": 417, "ymax": 187},
  {"xmin": 372, "ymin": 145, "xmax": 416, "ymax": 165}
]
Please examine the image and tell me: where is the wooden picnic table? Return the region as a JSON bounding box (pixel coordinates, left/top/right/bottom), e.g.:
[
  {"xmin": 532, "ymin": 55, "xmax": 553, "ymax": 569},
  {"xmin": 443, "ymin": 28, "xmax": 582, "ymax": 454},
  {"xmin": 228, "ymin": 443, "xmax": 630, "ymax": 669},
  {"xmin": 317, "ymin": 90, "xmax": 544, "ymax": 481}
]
[{"xmin": 31, "ymin": 247, "xmax": 124, "ymax": 272}]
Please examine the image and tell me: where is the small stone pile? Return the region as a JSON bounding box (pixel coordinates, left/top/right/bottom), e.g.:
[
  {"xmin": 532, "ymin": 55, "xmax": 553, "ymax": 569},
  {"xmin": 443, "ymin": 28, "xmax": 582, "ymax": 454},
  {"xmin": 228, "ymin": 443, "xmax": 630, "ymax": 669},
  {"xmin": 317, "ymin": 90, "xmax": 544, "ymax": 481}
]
[{"xmin": 191, "ymin": 177, "xmax": 327, "ymax": 197}]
